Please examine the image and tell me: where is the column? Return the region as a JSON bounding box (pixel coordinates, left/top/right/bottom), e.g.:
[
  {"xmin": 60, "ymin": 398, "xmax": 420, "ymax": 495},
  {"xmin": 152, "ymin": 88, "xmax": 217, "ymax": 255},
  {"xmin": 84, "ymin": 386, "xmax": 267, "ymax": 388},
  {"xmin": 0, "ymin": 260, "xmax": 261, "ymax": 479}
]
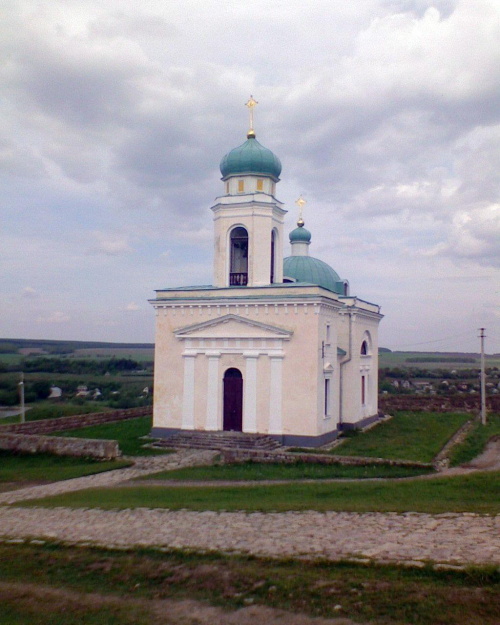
[
  {"xmin": 269, "ymin": 354, "xmax": 284, "ymax": 434},
  {"xmin": 205, "ymin": 352, "xmax": 221, "ymax": 431},
  {"xmin": 181, "ymin": 354, "xmax": 196, "ymax": 429},
  {"xmin": 243, "ymin": 352, "xmax": 259, "ymax": 433}
]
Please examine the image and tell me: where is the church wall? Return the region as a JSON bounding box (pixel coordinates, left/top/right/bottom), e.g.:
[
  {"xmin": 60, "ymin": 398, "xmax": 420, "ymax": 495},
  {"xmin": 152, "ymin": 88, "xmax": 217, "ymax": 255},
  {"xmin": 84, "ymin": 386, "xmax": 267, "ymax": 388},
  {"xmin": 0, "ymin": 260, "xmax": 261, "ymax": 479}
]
[
  {"xmin": 151, "ymin": 285, "xmax": 381, "ymax": 442},
  {"xmin": 316, "ymin": 307, "xmax": 341, "ymax": 433},
  {"xmin": 152, "ymin": 298, "xmax": 342, "ymax": 439},
  {"xmin": 278, "ymin": 306, "xmax": 324, "ymax": 437},
  {"xmin": 338, "ymin": 313, "xmax": 380, "ymax": 426},
  {"xmin": 152, "ymin": 311, "xmax": 185, "ymax": 430},
  {"xmin": 193, "ymin": 355, "xmax": 208, "ymax": 430},
  {"xmin": 256, "ymin": 356, "xmax": 272, "ymax": 434}
]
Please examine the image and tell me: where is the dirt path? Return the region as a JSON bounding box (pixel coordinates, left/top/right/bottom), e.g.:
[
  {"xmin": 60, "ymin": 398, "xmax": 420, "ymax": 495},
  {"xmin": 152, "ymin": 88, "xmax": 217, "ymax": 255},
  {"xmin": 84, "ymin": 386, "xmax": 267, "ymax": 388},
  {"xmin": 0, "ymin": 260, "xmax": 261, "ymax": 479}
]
[
  {"xmin": 0, "ymin": 581, "xmax": 360, "ymax": 625},
  {"xmin": 464, "ymin": 437, "xmax": 500, "ymax": 470}
]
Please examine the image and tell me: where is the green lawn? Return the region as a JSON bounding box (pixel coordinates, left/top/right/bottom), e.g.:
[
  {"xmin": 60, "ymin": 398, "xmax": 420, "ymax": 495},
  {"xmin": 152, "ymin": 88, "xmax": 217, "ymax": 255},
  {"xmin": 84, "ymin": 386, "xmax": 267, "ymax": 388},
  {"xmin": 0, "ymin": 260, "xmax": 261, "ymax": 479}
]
[
  {"xmin": 334, "ymin": 412, "xmax": 470, "ymax": 462},
  {"xmin": 0, "ymin": 450, "xmax": 130, "ymax": 492},
  {"xmin": 1, "ymin": 542, "xmax": 499, "ymax": 625},
  {"xmin": 145, "ymin": 460, "xmax": 432, "ymax": 481},
  {"xmin": 24, "ymin": 402, "xmax": 111, "ymax": 422},
  {"xmin": 450, "ymin": 413, "xmax": 500, "ymax": 466},
  {"xmin": 56, "ymin": 416, "xmax": 168, "ymax": 456},
  {"xmin": 21, "ymin": 470, "xmax": 500, "ymax": 514}
]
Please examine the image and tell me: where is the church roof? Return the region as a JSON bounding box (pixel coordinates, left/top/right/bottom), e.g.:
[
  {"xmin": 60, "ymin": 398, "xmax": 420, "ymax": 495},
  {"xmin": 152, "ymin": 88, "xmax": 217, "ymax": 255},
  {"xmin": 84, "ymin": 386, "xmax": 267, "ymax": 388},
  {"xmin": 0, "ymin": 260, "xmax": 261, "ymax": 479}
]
[
  {"xmin": 283, "ymin": 255, "xmax": 344, "ymax": 294},
  {"xmin": 220, "ymin": 134, "xmax": 282, "ymax": 181},
  {"xmin": 289, "ymin": 224, "xmax": 311, "ymax": 243}
]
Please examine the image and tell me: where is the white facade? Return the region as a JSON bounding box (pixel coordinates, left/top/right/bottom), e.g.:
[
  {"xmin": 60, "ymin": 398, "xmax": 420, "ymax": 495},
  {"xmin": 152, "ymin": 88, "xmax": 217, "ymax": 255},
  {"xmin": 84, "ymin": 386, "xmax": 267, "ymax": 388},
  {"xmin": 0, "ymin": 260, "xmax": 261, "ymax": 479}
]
[{"xmin": 150, "ymin": 127, "xmax": 383, "ymax": 446}]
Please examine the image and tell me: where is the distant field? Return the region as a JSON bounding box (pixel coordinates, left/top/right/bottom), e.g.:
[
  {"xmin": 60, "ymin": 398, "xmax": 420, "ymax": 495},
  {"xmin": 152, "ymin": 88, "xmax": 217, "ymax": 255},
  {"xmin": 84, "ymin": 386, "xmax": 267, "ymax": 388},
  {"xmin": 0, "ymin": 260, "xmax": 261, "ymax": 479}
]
[
  {"xmin": 0, "ymin": 353, "xmax": 23, "ymax": 366},
  {"xmin": 73, "ymin": 347, "xmax": 154, "ymax": 362},
  {"xmin": 379, "ymin": 351, "xmax": 500, "ymax": 369}
]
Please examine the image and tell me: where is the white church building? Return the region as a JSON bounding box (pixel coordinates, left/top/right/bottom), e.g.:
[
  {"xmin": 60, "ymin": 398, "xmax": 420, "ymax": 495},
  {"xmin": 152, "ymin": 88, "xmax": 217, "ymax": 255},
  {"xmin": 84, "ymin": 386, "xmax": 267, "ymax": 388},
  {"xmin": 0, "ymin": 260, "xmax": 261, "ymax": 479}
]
[{"xmin": 150, "ymin": 102, "xmax": 383, "ymax": 446}]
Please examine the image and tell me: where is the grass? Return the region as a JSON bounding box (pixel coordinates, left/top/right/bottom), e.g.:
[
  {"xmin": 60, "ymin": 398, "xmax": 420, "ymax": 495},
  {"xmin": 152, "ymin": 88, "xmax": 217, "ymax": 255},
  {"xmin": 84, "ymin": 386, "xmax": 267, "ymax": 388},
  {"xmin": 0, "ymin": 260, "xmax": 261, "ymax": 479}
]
[
  {"xmin": 0, "ymin": 587, "xmax": 149, "ymax": 625},
  {"xmin": 73, "ymin": 347, "xmax": 154, "ymax": 362},
  {"xmin": 0, "ymin": 542, "xmax": 499, "ymax": 625},
  {"xmin": 56, "ymin": 416, "xmax": 168, "ymax": 456},
  {"xmin": 21, "ymin": 470, "xmax": 500, "ymax": 514},
  {"xmin": 378, "ymin": 350, "xmax": 500, "ymax": 370},
  {"xmin": 24, "ymin": 402, "xmax": 111, "ymax": 422},
  {"xmin": 334, "ymin": 412, "xmax": 470, "ymax": 462},
  {"xmin": 450, "ymin": 413, "xmax": 500, "ymax": 467},
  {"xmin": 144, "ymin": 460, "xmax": 432, "ymax": 481},
  {"xmin": 0, "ymin": 450, "xmax": 130, "ymax": 492}
]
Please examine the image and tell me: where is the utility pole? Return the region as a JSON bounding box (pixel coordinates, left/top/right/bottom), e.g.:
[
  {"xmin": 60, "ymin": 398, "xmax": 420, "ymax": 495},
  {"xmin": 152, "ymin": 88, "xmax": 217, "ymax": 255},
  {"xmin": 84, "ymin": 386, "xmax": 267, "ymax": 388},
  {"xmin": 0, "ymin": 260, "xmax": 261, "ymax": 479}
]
[
  {"xmin": 18, "ymin": 372, "xmax": 25, "ymax": 423},
  {"xmin": 479, "ymin": 328, "xmax": 487, "ymax": 425}
]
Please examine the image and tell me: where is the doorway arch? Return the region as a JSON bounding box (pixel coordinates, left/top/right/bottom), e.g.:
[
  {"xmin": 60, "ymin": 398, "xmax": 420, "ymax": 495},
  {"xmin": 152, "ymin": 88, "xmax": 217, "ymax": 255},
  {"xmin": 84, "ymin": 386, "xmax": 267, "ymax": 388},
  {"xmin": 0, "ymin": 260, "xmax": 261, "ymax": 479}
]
[{"xmin": 223, "ymin": 368, "xmax": 243, "ymax": 431}]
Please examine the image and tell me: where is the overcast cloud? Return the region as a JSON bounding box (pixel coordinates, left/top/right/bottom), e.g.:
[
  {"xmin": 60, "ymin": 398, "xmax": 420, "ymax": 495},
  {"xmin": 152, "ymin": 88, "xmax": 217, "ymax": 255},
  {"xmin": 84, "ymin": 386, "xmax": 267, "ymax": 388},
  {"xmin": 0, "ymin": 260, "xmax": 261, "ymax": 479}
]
[{"xmin": 1, "ymin": 0, "xmax": 499, "ymax": 352}]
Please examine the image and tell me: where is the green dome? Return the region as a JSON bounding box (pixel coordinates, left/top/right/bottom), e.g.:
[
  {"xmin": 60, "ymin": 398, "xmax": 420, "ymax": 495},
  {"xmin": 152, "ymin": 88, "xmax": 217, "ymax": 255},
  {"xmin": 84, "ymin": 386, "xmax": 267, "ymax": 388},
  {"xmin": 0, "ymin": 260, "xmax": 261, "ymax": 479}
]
[
  {"xmin": 283, "ymin": 255, "xmax": 344, "ymax": 294},
  {"xmin": 289, "ymin": 225, "xmax": 311, "ymax": 243},
  {"xmin": 220, "ymin": 135, "xmax": 281, "ymax": 181}
]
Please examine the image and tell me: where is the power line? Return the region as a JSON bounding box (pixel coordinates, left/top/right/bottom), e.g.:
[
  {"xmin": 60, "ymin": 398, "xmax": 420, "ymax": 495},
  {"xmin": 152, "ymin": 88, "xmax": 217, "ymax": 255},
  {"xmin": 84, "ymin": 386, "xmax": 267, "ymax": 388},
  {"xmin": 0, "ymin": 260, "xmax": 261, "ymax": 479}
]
[{"xmin": 389, "ymin": 330, "xmax": 475, "ymax": 350}]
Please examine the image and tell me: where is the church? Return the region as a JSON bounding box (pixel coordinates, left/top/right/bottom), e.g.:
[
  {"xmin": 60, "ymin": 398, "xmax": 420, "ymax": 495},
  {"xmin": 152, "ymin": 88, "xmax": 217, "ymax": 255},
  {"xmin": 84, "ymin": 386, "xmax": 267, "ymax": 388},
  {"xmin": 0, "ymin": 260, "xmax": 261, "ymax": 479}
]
[{"xmin": 150, "ymin": 99, "xmax": 383, "ymax": 447}]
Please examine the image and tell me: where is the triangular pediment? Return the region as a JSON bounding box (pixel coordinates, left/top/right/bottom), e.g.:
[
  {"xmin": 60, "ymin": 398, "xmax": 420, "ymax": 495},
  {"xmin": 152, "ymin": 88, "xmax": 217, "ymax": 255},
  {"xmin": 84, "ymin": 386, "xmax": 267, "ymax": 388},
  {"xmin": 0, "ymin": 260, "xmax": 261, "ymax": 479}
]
[{"xmin": 174, "ymin": 314, "xmax": 293, "ymax": 340}]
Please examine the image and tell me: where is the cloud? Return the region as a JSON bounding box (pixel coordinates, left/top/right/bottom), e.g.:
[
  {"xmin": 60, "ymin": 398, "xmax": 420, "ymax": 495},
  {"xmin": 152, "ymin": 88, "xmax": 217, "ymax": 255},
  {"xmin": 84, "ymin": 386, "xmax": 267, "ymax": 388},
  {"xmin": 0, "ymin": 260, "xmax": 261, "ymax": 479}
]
[
  {"xmin": 440, "ymin": 204, "xmax": 500, "ymax": 267},
  {"xmin": 1, "ymin": 0, "xmax": 499, "ymax": 348},
  {"xmin": 37, "ymin": 311, "xmax": 71, "ymax": 324},
  {"xmin": 124, "ymin": 302, "xmax": 140, "ymax": 311},
  {"xmin": 22, "ymin": 286, "xmax": 38, "ymax": 298},
  {"xmin": 88, "ymin": 231, "xmax": 133, "ymax": 256}
]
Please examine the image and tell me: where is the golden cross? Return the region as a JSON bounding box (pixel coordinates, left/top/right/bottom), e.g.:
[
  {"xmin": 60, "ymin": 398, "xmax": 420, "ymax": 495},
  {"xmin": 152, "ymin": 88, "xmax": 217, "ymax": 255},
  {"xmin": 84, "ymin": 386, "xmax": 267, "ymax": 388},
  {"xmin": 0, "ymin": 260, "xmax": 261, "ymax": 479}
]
[
  {"xmin": 245, "ymin": 95, "xmax": 258, "ymax": 131},
  {"xmin": 295, "ymin": 195, "xmax": 307, "ymax": 225}
]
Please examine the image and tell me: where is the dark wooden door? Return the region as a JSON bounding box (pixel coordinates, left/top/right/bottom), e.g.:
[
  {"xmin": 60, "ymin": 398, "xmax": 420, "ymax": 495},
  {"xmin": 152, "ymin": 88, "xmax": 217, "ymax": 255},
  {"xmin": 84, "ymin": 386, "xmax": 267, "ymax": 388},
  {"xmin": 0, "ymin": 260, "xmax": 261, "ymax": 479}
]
[{"xmin": 223, "ymin": 369, "xmax": 243, "ymax": 431}]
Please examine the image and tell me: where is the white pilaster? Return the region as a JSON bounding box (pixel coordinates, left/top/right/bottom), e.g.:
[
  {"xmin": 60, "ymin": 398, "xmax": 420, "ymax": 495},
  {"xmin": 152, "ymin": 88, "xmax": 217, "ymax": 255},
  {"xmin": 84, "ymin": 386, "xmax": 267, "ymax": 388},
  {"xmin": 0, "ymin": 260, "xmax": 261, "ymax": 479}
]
[
  {"xmin": 205, "ymin": 352, "xmax": 221, "ymax": 431},
  {"xmin": 243, "ymin": 352, "xmax": 259, "ymax": 432},
  {"xmin": 269, "ymin": 354, "xmax": 284, "ymax": 434},
  {"xmin": 181, "ymin": 354, "xmax": 196, "ymax": 429}
]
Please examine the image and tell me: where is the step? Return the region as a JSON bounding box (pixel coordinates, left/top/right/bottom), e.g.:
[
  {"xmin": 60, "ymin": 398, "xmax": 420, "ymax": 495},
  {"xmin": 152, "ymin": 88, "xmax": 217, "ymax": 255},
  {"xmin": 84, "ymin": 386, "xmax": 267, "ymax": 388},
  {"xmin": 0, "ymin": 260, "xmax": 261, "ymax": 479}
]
[{"xmin": 152, "ymin": 430, "xmax": 281, "ymax": 452}]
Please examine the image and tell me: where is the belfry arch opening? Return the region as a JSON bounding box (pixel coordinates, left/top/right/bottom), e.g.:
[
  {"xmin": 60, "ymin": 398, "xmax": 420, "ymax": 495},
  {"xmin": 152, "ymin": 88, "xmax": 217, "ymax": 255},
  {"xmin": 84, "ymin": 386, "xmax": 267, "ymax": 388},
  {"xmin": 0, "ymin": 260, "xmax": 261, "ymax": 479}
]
[
  {"xmin": 229, "ymin": 227, "xmax": 248, "ymax": 286},
  {"xmin": 360, "ymin": 331, "xmax": 372, "ymax": 356},
  {"xmin": 270, "ymin": 229, "xmax": 277, "ymax": 283}
]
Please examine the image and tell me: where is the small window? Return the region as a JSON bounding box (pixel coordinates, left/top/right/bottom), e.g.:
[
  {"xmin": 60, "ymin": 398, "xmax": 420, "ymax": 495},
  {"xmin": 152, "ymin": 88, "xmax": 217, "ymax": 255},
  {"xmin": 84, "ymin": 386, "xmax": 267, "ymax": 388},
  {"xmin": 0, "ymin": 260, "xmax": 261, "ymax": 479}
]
[
  {"xmin": 238, "ymin": 180, "xmax": 244, "ymax": 193},
  {"xmin": 361, "ymin": 375, "xmax": 366, "ymax": 405},
  {"xmin": 361, "ymin": 340, "xmax": 368, "ymax": 355},
  {"xmin": 257, "ymin": 179, "xmax": 263, "ymax": 191},
  {"xmin": 324, "ymin": 378, "xmax": 330, "ymax": 416},
  {"xmin": 226, "ymin": 182, "xmax": 229, "ymax": 194},
  {"xmin": 326, "ymin": 324, "xmax": 331, "ymax": 344}
]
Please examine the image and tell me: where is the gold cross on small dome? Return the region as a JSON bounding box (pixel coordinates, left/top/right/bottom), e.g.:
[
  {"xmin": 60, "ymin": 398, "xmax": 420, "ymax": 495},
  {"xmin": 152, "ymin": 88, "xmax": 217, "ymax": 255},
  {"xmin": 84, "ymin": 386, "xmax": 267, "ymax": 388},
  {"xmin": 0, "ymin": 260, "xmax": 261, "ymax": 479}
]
[
  {"xmin": 245, "ymin": 95, "xmax": 258, "ymax": 137},
  {"xmin": 295, "ymin": 195, "xmax": 307, "ymax": 226}
]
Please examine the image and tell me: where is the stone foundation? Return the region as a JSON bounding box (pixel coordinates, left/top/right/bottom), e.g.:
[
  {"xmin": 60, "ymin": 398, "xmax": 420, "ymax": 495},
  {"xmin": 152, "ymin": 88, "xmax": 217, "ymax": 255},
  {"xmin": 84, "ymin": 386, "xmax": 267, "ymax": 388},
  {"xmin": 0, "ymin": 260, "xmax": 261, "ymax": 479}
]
[
  {"xmin": 0, "ymin": 432, "xmax": 120, "ymax": 459},
  {"xmin": 0, "ymin": 406, "xmax": 152, "ymax": 435},
  {"xmin": 219, "ymin": 448, "xmax": 432, "ymax": 469}
]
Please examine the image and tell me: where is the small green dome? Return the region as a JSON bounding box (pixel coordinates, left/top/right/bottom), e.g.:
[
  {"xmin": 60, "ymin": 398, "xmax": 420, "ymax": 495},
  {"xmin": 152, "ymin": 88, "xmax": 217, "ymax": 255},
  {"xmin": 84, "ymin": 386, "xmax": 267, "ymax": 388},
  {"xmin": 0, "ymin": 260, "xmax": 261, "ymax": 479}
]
[
  {"xmin": 289, "ymin": 225, "xmax": 311, "ymax": 243},
  {"xmin": 220, "ymin": 135, "xmax": 281, "ymax": 181},
  {"xmin": 283, "ymin": 256, "xmax": 344, "ymax": 294}
]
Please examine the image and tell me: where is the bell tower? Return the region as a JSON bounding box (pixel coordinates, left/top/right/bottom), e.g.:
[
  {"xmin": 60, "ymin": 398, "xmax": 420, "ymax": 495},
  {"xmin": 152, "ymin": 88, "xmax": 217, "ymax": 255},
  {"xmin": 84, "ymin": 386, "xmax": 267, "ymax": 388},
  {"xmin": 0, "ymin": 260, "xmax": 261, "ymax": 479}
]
[{"xmin": 211, "ymin": 97, "xmax": 287, "ymax": 288}]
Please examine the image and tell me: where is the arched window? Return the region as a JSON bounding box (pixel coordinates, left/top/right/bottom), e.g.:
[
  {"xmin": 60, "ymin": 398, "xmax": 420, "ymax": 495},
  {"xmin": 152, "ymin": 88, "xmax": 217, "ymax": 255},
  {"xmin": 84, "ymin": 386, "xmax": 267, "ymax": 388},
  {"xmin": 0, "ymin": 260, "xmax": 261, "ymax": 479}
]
[
  {"xmin": 361, "ymin": 340, "xmax": 368, "ymax": 355},
  {"xmin": 229, "ymin": 227, "xmax": 248, "ymax": 286}
]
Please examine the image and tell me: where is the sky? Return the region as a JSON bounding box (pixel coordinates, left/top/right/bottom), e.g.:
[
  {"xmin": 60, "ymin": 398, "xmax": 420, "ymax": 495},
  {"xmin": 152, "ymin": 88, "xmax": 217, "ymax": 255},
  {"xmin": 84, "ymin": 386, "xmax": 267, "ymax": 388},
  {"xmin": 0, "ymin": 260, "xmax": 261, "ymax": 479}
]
[{"xmin": 1, "ymin": 0, "xmax": 499, "ymax": 353}]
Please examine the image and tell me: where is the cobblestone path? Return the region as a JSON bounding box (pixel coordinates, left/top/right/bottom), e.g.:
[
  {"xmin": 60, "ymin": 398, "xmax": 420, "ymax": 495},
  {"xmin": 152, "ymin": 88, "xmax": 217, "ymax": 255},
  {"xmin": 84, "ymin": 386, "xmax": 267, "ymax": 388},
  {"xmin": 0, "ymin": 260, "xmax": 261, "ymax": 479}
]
[
  {"xmin": 0, "ymin": 450, "xmax": 499, "ymax": 567},
  {"xmin": 0, "ymin": 450, "xmax": 217, "ymax": 505},
  {"xmin": 1, "ymin": 507, "xmax": 499, "ymax": 567}
]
